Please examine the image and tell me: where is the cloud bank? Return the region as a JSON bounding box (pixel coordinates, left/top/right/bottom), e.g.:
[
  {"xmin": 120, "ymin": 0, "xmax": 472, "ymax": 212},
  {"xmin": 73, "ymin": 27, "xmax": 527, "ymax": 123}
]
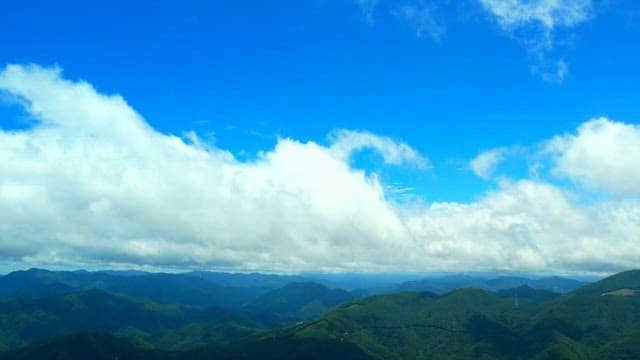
[{"xmin": 1, "ymin": 64, "xmax": 639, "ymax": 274}]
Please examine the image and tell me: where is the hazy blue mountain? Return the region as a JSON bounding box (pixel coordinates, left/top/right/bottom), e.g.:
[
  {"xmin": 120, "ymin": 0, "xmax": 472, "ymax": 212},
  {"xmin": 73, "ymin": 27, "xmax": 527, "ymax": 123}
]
[
  {"xmin": 186, "ymin": 271, "xmax": 312, "ymax": 289},
  {"xmin": 0, "ymin": 269, "xmax": 268, "ymax": 308},
  {"xmin": 98, "ymin": 270, "xmax": 151, "ymax": 277},
  {"xmin": 397, "ymin": 274, "xmax": 587, "ymax": 294},
  {"xmin": 302, "ymin": 273, "xmax": 426, "ymax": 291}
]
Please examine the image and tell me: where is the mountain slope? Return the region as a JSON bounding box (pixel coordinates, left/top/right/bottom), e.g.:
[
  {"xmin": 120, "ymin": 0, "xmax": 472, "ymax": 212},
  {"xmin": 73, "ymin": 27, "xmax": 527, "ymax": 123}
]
[
  {"xmin": 0, "ymin": 289, "xmax": 282, "ymax": 351},
  {"xmin": 0, "ymin": 332, "xmax": 375, "ymax": 360},
  {"xmin": 244, "ymin": 282, "xmax": 355, "ymax": 319},
  {"xmin": 240, "ymin": 270, "xmax": 640, "ymax": 359},
  {"xmin": 397, "ymin": 275, "xmax": 587, "ymax": 294},
  {"xmin": 1, "ymin": 270, "xmax": 638, "ymax": 359},
  {"xmin": 496, "ymin": 286, "xmax": 560, "ymax": 304}
]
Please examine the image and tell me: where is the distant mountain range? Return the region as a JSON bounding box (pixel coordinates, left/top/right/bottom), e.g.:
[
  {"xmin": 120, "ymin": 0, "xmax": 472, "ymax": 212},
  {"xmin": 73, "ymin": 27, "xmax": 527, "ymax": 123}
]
[
  {"xmin": 7, "ymin": 267, "xmax": 637, "ymax": 358},
  {"xmin": 0, "ymin": 268, "xmax": 281, "ymax": 308},
  {"xmin": 0, "ymin": 269, "xmax": 638, "ymax": 358},
  {"xmin": 1, "ymin": 269, "xmax": 638, "ymax": 359},
  {"xmin": 396, "ymin": 274, "xmax": 587, "ymax": 294}
]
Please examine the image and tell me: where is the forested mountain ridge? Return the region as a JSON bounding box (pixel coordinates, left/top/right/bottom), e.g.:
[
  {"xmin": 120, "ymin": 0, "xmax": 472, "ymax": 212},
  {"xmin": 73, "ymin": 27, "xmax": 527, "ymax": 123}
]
[{"xmin": 2, "ymin": 270, "xmax": 638, "ymax": 359}]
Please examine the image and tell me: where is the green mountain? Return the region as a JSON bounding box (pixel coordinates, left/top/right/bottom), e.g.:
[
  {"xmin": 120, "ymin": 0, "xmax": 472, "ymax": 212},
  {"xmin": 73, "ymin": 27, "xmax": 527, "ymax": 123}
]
[
  {"xmin": 1, "ymin": 270, "xmax": 639, "ymax": 359},
  {"xmin": 397, "ymin": 274, "xmax": 587, "ymax": 294},
  {"xmin": 496, "ymin": 285, "xmax": 560, "ymax": 304},
  {"xmin": 0, "ymin": 332, "xmax": 375, "ymax": 360},
  {"xmin": 0, "ymin": 333, "xmax": 170, "ymax": 360},
  {"xmin": 0, "ymin": 289, "xmax": 284, "ymax": 351},
  {"xmin": 244, "ymin": 282, "xmax": 355, "ymax": 319},
  {"xmin": 272, "ymin": 270, "xmax": 640, "ymax": 359}
]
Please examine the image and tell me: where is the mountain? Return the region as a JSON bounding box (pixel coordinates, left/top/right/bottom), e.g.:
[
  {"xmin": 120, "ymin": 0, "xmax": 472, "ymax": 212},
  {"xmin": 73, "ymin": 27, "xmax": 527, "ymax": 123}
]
[
  {"xmin": 301, "ymin": 273, "xmax": 426, "ymax": 291},
  {"xmin": 0, "ymin": 269, "xmax": 269, "ymax": 308},
  {"xmin": 263, "ymin": 270, "xmax": 640, "ymax": 359},
  {"xmin": 186, "ymin": 271, "xmax": 311, "ymax": 289},
  {"xmin": 0, "ymin": 289, "xmax": 284, "ymax": 351},
  {"xmin": 244, "ymin": 282, "xmax": 356, "ymax": 319},
  {"xmin": 0, "ymin": 333, "xmax": 169, "ymax": 360},
  {"xmin": 568, "ymin": 269, "xmax": 640, "ymax": 297},
  {"xmin": 397, "ymin": 274, "xmax": 587, "ymax": 294},
  {"xmin": 2, "ymin": 270, "xmax": 638, "ymax": 359},
  {"xmin": 0, "ymin": 332, "xmax": 375, "ymax": 360}
]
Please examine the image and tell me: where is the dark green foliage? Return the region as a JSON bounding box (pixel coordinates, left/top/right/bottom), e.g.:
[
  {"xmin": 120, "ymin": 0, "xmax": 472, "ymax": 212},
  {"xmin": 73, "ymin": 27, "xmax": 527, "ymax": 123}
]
[
  {"xmin": 0, "ymin": 332, "xmax": 375, "ymax": 360},
  {"xmin": 0, "ymin": 333, "xmax": 172, "ymax": 360},
  {"xmin": 205, "ymin": 336, "xmax": 375, "ymax": 359},
  {"xmin": 147, "ymin": 322, "xmax": 262, "ymax": 350},
  {"xmin": 0, "ymin": 289, "xmax": 283, "ymax": 351}
]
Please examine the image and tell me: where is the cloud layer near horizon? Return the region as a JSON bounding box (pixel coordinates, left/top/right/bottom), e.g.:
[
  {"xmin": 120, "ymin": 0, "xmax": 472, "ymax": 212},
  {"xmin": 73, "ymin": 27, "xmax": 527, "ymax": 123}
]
[{"xmin": 1, "ymin": 64, "xmax": 639, "ymax": 274}]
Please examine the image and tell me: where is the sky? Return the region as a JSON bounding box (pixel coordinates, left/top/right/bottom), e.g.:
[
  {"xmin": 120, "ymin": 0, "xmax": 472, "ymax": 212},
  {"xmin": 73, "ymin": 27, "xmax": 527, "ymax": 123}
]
[{"xmin": 0, "ymin": 0, "xmax": 639, "ymax": 275}]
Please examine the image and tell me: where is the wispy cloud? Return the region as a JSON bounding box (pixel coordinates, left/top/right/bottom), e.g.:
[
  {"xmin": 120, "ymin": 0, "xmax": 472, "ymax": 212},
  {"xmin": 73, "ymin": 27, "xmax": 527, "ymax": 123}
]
[
  {"xmin": 478, "ymin": 0, "xmax": 593, "ymax": 81},
  {"xmin": 355, "ymin": 0, "xmax": 379, "ymax": 24},
  {"xmin": 329, "ymin": 129, "xmax": 430, "ymax": 168},
  {"xmin": 479, "ymin": 0, "xmax": 591, "ymax": 33},
  {"xmin": 393, "ymin": 2, "xmax": 445, "ymax": 41}
]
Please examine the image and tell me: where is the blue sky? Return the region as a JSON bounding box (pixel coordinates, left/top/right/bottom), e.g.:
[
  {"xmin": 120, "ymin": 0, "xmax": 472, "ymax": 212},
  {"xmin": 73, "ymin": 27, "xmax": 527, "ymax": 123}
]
[{"xmin": 1, "ymin": 1, "xmax": 639, "ymax": 274}]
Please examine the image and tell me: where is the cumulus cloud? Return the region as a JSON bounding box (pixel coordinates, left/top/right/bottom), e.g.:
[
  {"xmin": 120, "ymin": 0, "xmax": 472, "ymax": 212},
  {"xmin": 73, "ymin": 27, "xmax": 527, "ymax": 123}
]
[
  {"xmin": 406, "ymin": 180, "xmax": 640, "ymax": 273},
  {"xmin": 470, "ymin": 148, "xmax": 507, "ymax": 179},
  {"xmin": 546, "ymin": 118, "xmax": 640, "ymax": 196},
  {"xmin": 392, "ymin": 3, "xmax": 445, "ymax": 41},
  {"xmin": 1, "ymin": 64, "xmax": 640, "ymax": 274},
  {"xmin": 478, "ymin": 0, "xmax": 592, "ymax": 81},
  {"xmin": 0, "ymin": 64, "xmax": 416, "ymax": 271}
]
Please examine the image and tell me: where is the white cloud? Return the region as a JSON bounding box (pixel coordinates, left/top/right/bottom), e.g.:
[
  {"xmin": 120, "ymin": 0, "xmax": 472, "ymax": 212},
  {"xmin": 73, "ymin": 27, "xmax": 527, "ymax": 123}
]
[
  {"xmin": 546, "ymin": 118, "xmax": 640, "ymax": 196},
  {"xmin": 0, "ymin": 64, "xmax": 415, "ymax": 271},
  {"xmin": 412, "ymin": 180, "xmax": 640, "ymax": 273},
  {"xmin": 470, "ymin": 148, "xmax": 507, "ymax": 179},
  {"xmin": 393, "ymin": 3, "xmax": 445, "ymax": 41},
  {"xmin": 479, "ymin": 0, "xmax": 591, "ymax": 32},
  {"xmin": 1, "ymin": 64, "xmax": 640, "ymax": 274},
  {"xmin": 478, "ymin": 0, "xmax": 592, "ymax": 82}
]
